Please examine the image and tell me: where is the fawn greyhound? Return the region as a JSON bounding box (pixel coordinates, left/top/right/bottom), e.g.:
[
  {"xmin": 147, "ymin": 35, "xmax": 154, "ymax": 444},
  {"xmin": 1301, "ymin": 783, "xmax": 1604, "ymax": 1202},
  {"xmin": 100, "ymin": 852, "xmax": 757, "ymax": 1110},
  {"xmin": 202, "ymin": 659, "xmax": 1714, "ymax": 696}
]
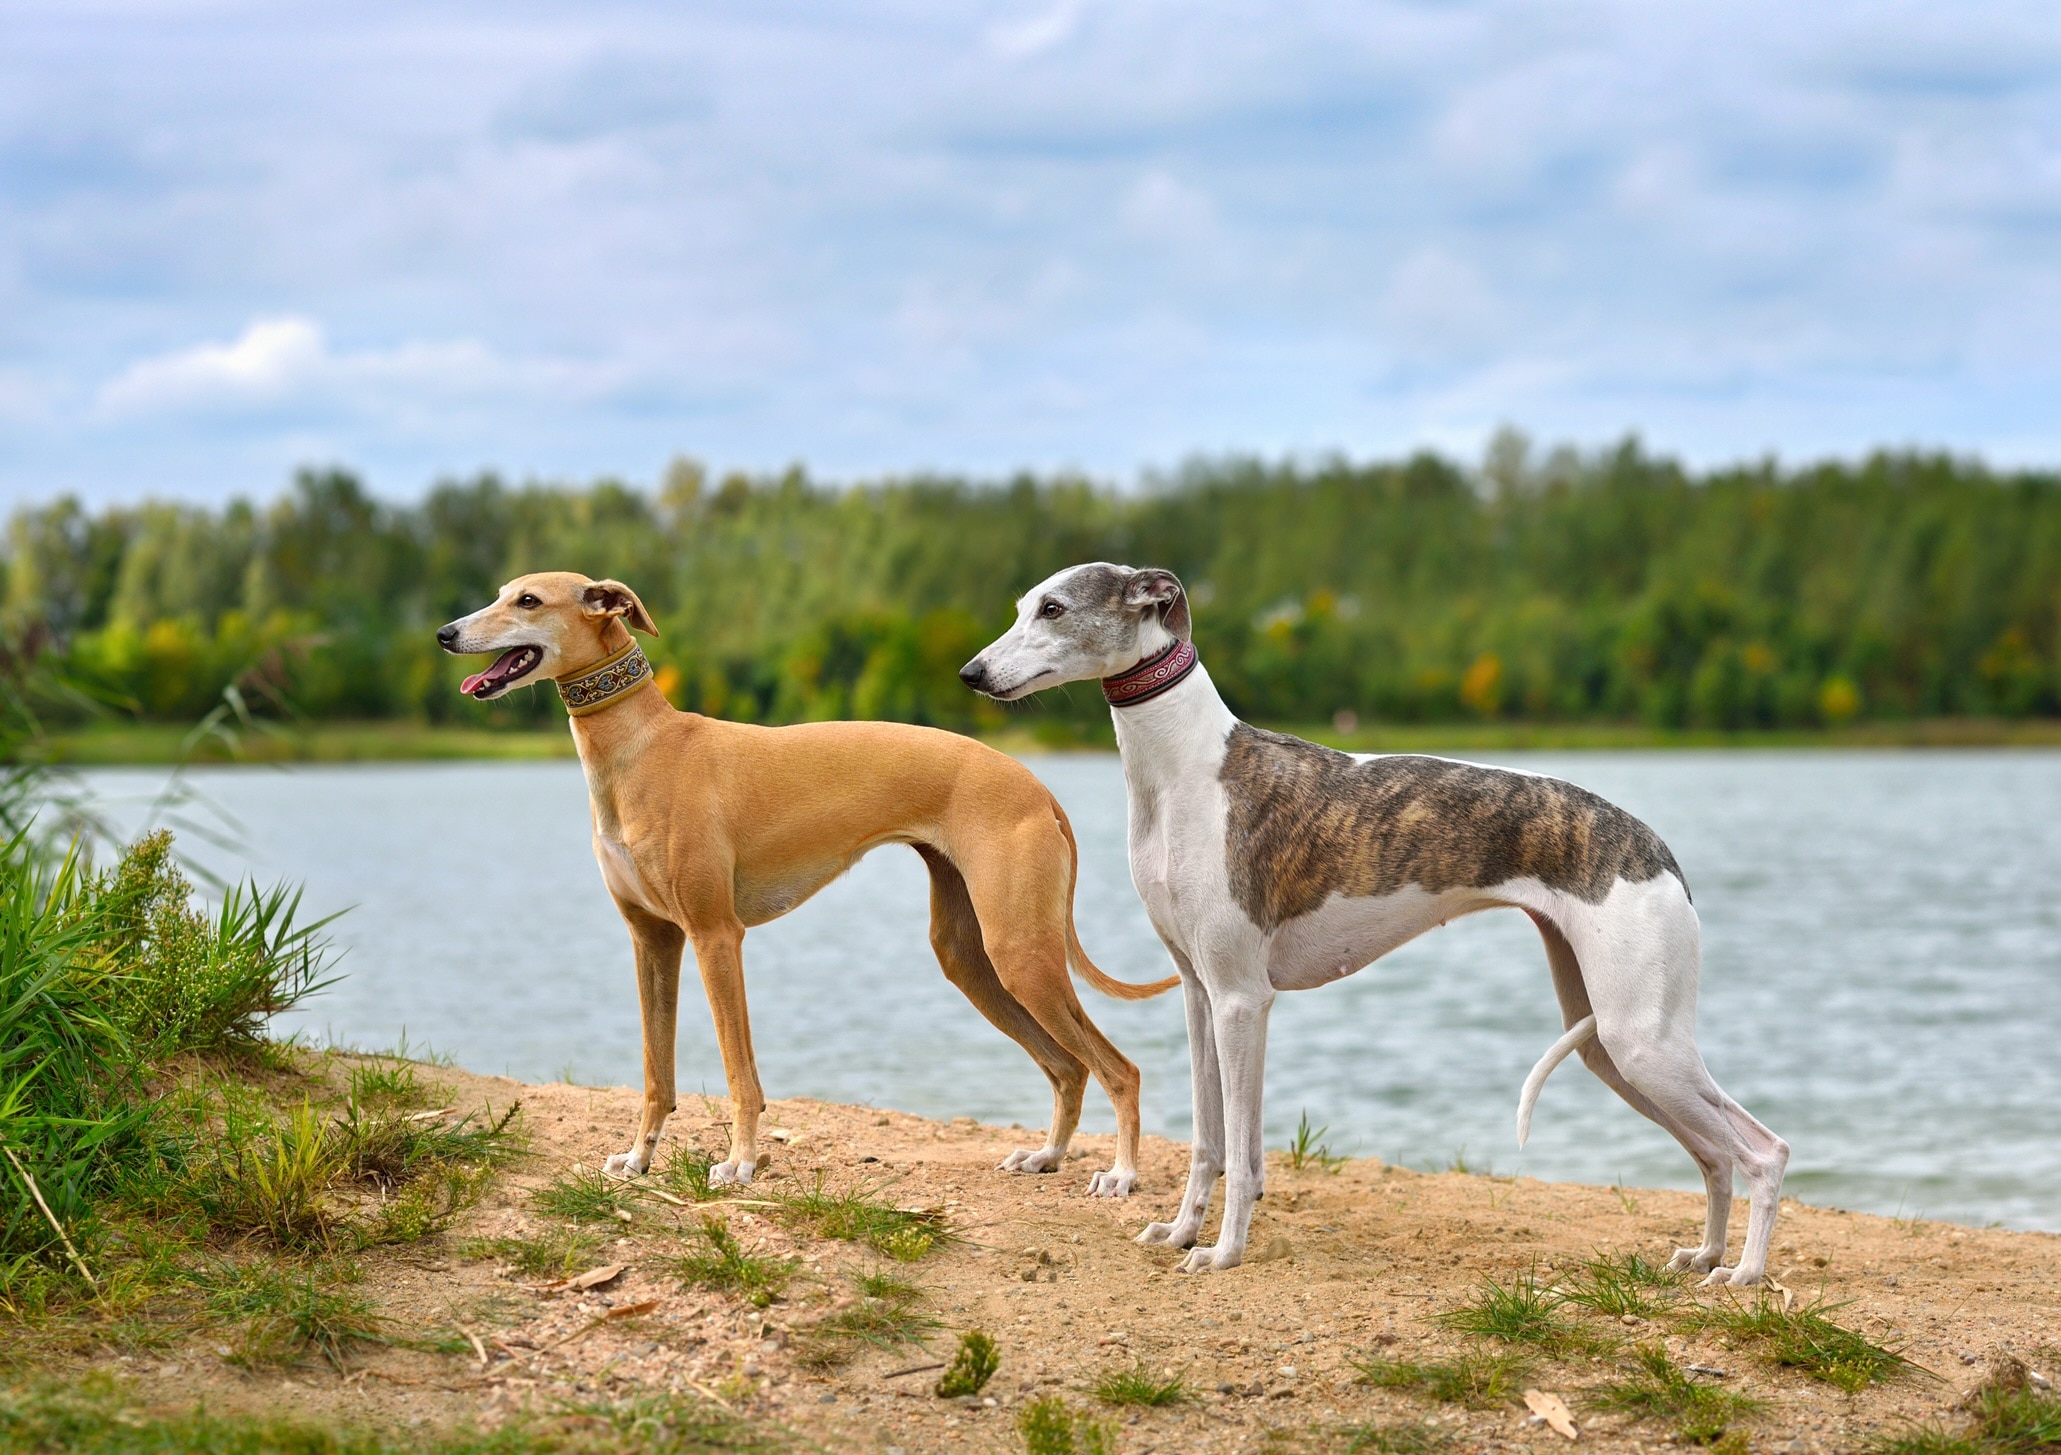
[
  {"xmin": 960, "ymin": 563, "xmax": 1788, "ymax": 1283},
  {"xmin": 437, "ymin": 572, "xmax": 1175, "ymax": 1193}
]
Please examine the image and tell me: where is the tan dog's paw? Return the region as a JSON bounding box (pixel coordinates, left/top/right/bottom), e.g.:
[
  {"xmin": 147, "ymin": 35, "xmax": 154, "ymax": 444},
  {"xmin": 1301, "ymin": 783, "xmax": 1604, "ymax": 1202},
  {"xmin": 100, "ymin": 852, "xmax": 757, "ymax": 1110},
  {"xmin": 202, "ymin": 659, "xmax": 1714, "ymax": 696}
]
[
  {"xmin": 1086, "ymin": 1167, "xmax": 1137, "ymax": 1197},
  {"xmin": 999, "ymin": 1146, "xmax": 1065, "ymax": 1174},
  {"xmin": 602, "ymin": 1151, "xmax": 649, "ymax": 1179},
  {"xmin": 710, "ymin": 1159, "xmax": 756, "ymax": 1187}
]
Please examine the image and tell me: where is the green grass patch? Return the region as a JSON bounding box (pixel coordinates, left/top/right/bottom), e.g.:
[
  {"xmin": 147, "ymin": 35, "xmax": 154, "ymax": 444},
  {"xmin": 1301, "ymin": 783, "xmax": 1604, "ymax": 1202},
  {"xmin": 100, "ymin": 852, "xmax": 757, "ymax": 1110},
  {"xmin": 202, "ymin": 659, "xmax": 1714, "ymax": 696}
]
[
  {"xmin": 1558, "ymin": 1249, "xmax": 1685, "ymax": 1320},
  {"xmin": 1351, "ymin": 1350, "xmax": 1530, "ymax": 1409},
  {"xmin": 1284, "ymin": 1110, "xmax": 1346, "ymax": 1173},
  {"xmin": 0, "ymin": 1377, "xmax": 787, "ymax": 1452},
  {"xmin": 1338, "ymin": 1423, "xmax": 1453, "ymax": 1455},
  {"xmin": 195, "ymin": 1261, "xmax": 390, "ymax": 1371},
  {"xmin": 1871, "ymin": 1360, "xmax": 2061, "ymax": 1455},
  {"xmin": 668, "ymin": 1215, "xmax": 795, "ymax": 1308},
  {"xmin": 1590, "ymin": 1345, "xmax": 1763, "ymax": 1445},
  {"xmin": 533, "ymin": 1167, "xmax": 637, "ymax": 1226},
  {"xmin": 1093, "ymin": 1359, "xmax": 1185, "ymax": 1406},
  {"xmin": 460, "ymin": 1228, "xmax": 609, "ymax": 1279},
  {"xmin": 935, "ymin": 1329, "xmax": 1001, "ymax": 1398},
  {"xmin": 1018, "ymin": 1396, "xmax": 1117, "ymax": 1455},
  {"xmin": 654, "ymin": 1145, "xmax": 724, "ymax": 1202},
  {"xmin": 1681, "ymin": 1293, "xmax": 1913, "ymax": 1393},
  {"xmin": 1432, "ymin": 1268, "xmax": 1600, "ymax": 1353},
  {"xmin": 793, "ymin": 1272, "xmax": 936, "ymax": 1369},
  {"xmin": 774, "ymin": 1177, "xmax": 950, "ymax": 1261}
]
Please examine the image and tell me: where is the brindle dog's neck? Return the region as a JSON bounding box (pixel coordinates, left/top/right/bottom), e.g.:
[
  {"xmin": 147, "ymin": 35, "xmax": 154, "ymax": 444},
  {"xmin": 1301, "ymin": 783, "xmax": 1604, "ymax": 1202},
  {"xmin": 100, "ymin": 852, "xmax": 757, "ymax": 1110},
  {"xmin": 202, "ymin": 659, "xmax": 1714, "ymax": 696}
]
[{"xmin": 1108, "ymin": 657, "xmax": 1239, "ymax": 810}]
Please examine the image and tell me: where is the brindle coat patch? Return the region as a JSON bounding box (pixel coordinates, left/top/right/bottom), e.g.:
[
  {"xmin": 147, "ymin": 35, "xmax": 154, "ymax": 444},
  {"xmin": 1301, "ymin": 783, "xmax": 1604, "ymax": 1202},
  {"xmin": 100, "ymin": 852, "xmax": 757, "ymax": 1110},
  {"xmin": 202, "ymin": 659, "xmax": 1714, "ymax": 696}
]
[{"xmin": 1218, "ymin": 726, "xmax": 1687, "ymax": 931}]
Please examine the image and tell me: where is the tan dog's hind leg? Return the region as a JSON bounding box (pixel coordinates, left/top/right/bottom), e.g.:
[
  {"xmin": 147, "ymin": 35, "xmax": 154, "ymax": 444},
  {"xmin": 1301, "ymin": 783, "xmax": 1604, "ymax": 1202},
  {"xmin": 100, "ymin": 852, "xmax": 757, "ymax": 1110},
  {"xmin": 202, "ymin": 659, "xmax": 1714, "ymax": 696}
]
[
  {"xmin": 688, "ymin": 916, "xmax": 765, "ymax": 1187},
  {"xmin": 917, "ymin": 847, "xmax": 1089, "ymax": 1177},
  {"xmin": 605, "ymin": 906, "xmax": 684, "ymax": 1178},
  {"xmin": 959, "ymin": 826, "xmax": 1147, "ymax": 1198}
]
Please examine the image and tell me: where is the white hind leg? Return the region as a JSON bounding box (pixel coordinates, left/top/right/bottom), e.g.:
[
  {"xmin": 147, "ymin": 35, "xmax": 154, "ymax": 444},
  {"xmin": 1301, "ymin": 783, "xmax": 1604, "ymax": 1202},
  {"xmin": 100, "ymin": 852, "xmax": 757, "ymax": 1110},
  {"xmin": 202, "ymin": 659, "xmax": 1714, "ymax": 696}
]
[{"xmin": 1554, "ymin": 884, "xmax": 1789, "ymax": 1287}]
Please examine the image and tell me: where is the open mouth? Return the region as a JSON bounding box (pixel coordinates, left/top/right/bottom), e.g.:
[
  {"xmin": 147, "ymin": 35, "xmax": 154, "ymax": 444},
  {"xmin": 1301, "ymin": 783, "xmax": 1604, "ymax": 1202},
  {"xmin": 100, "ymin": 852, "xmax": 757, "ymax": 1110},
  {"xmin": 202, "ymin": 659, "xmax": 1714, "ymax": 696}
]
[{"xmin": 460, "ymin": 646, "xmax": 543, "ymax": 699}]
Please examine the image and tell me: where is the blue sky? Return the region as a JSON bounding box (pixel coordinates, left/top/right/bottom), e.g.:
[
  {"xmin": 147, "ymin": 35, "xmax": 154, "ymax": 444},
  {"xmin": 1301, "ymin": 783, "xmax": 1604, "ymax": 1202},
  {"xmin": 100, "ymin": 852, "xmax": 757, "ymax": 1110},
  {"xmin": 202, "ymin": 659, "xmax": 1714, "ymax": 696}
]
[{"xmin": 3, "ymin": 1, "xmax": 2059, "ymax": 505}]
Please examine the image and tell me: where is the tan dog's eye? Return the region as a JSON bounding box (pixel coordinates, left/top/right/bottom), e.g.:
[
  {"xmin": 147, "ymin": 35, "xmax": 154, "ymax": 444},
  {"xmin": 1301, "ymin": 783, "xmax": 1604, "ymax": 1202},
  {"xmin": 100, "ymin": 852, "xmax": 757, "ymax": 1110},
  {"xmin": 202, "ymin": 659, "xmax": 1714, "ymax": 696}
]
[
  {"xmin": 518, "ymin": 593, "xmax": 540, "ymax": 609},
  {"xmin": 1038, "ymin": 600, "xmax": 1065, "ymax": 619}
]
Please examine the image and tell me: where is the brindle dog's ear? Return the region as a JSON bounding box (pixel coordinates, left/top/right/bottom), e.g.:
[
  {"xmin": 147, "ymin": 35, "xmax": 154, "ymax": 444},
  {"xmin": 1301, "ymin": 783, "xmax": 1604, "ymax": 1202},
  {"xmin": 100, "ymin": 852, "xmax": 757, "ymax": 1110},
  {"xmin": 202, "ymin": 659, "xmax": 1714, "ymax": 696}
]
[
  {"xmin": 579, "ymin": 579, "xmax": 659, "ymax": 636},
  {"xmin": 1124, "ymin": 567, "xmax": 1191, "ymax": 641}
]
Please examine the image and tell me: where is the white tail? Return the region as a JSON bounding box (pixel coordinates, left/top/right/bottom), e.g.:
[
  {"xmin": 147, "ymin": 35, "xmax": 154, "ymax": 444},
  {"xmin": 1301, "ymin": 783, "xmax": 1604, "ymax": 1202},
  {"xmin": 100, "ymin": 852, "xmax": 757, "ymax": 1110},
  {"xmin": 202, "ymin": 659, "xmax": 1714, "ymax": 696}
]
[{"xmin": 1516, "ymin": 1014, "xmax": 1596, "ymax": 1146}]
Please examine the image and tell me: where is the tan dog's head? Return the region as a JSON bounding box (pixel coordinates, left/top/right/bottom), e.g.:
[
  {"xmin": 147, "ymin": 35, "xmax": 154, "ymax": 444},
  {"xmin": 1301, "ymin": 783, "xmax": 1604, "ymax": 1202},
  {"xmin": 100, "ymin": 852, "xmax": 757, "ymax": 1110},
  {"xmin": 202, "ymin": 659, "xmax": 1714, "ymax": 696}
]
[{"xmin": 435, "ymin": 571, "xmax": 658, "ymax": 701}]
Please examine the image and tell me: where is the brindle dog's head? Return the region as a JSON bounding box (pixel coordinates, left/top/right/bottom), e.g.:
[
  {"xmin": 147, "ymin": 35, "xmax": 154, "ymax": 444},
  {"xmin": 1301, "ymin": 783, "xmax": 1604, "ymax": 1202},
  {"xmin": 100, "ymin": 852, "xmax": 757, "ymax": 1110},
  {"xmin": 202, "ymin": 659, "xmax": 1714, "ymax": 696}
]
[
  {"xmin": 959, "ymin": 562, "xmax": 1190, "ymax": 701},
  {"xmin": 435, "ymin": 571, "xmax": 658, "ymax": 701}
]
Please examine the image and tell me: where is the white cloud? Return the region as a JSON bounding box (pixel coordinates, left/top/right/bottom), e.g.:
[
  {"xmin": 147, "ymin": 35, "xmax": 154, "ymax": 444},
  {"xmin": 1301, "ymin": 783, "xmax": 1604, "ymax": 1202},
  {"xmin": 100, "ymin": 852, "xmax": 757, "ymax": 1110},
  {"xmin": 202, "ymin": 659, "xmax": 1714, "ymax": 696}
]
[{"xmin": 95, "ymin": 316, "xmax": 610, "ymax": 422}]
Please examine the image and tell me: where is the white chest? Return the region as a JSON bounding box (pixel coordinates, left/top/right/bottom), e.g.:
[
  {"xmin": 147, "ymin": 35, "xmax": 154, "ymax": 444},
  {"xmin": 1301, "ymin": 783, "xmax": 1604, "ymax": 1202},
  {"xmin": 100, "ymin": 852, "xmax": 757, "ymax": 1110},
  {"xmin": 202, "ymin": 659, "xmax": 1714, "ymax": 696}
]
[{"xmin": 593, "ymin": 828, "xmax": 664, "ymax": 917}]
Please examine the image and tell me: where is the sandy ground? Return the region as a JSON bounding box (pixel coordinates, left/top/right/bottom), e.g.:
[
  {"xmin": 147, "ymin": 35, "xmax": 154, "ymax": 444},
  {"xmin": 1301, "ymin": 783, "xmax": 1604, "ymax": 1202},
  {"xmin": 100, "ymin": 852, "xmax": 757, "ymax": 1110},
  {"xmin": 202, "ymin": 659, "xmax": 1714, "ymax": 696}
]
[{"xmin": 82, "ymin": 1067, "xmax": 2061, "ymax": 1453}]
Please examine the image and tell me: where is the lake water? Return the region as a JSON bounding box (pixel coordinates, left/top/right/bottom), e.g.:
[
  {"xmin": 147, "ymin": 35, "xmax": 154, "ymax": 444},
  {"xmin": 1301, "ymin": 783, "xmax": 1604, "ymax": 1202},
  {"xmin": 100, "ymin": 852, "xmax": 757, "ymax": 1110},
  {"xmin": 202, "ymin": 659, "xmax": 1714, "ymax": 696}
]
[{"xmin": 81, "ymin": 749, "xmax": 2061, "ymax": 1232}]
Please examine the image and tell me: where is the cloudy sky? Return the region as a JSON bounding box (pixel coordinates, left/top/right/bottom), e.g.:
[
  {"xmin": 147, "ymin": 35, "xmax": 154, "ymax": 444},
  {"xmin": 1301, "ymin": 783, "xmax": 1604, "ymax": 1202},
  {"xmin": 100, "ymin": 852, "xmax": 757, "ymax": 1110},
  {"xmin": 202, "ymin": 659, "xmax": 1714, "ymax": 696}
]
[{"xmin": 3, "ymin": 1, "xmax": 2059, "ymax": 505}]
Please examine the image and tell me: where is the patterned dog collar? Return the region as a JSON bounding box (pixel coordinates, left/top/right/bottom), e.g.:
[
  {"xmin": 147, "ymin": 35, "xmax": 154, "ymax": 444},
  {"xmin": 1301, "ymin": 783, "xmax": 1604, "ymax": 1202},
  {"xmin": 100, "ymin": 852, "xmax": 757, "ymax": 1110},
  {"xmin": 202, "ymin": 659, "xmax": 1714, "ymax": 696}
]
[
  {"xmin": 1102, "ymin": 639, "xmax": 1199, "ymax": 707},
  {"xmin": 557, "ymin": 641, "xmax": 653, "ymax": 717}
]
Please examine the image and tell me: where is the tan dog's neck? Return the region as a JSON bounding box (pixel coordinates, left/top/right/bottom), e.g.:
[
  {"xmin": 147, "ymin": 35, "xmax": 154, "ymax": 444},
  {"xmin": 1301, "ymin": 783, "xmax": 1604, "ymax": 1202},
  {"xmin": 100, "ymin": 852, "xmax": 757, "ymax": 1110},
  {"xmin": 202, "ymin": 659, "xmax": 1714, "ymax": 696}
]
[{"xmin": 563, "ymin": 621, "xmax": 679, "ymax": 780}]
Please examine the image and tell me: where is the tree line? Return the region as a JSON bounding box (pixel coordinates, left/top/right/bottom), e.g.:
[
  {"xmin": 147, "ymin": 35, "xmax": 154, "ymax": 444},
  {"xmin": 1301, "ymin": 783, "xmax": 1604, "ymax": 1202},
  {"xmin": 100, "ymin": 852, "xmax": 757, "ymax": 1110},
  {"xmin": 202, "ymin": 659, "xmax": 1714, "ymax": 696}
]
[{"xmin": 5, "ymin": 437, "xmax": 2058, "ymax": 738}]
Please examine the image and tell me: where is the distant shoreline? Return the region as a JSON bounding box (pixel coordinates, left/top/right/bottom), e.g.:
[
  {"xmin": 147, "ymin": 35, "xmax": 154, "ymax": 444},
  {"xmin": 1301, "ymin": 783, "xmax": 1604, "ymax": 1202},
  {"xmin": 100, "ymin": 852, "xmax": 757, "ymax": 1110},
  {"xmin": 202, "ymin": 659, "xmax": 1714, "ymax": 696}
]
[{"xmin": 42, "ymin": 715, "xmax": 2061, "ymax": 765}]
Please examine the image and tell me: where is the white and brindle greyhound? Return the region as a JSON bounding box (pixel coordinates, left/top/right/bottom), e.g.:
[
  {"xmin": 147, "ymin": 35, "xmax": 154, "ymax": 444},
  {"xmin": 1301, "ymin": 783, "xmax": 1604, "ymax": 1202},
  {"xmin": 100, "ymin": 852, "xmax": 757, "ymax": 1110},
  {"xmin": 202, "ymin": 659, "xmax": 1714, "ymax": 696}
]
[{"xmin": 960, "ymin": 563, "xmax": 1789, "ymax": 1284}]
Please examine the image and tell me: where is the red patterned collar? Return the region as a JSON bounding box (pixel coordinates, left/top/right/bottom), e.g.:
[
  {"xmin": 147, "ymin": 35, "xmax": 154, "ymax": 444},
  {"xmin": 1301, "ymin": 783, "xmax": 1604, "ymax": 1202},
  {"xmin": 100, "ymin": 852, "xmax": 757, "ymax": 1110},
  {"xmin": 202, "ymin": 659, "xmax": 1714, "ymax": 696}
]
[{"xmin": 1102, "ymin": 639, "xmax": 1199, "ymax": 707}]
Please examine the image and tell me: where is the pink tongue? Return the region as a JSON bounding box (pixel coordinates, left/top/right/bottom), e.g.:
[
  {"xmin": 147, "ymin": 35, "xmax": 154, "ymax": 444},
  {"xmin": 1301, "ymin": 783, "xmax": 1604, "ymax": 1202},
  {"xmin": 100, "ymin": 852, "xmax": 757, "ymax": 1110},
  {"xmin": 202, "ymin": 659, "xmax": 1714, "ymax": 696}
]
[
  {"xmin": 460, "ymin": 646, "xmax": 527, "ymax": 696},
  {"xmin": 460, "ymin": 669, "xmax": 490, "ymax": 695}
]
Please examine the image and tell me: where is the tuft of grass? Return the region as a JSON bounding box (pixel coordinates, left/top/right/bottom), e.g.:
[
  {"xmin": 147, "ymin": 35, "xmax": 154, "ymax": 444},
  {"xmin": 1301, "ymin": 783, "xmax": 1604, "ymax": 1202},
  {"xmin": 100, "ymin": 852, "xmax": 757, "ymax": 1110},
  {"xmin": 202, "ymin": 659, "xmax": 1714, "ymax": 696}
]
[
  {"xmin": 668, "ymin": 1215, "xmax": 795, "ymax": 1308},
  {"xmin": 775, "ymin": 1176, "xmax": 951, "ymax": 1261},
  {"xmin": 344, "ymin": 1057, "xmax": 438, "ymax": 1112},
  {"xmin": 794, "ymin": 1272, "xmax": 937, "ymax": 1368},
  {"xmin": 532, "ymin": 1166, "xmax": 636, "ymax": 1225},
  {"xmin": 654, "ymin": 1144, "xmax": 724, "ymax": 1202},
  {"xmin": 1591, "ymin": 1345, "xmax": 1763, "ymax": 1445},
  {"xmin": 198, "ymin": 1261, "xmax": 390, "ymax": 1372},
  {"xmin": 1351, "ymin": 1350, "xmax": 1530, "ymax": 1409},
  {"xmin": 0, "ymin": 1377, "xmax": 788, "ymax": 1453},
  {"xmin": 206, "ymin": 1099, "xmax": 342, "ymax": 1250},
  {"xmin": 1871, "ymin": 1358, "xmax": 2061, "ymax": 1455},
  {"xmin": 1285, "ymin": 1109, "xmax": 1346, "ymax": 1173},
  {"xmin": 1681, "ymin": 1293, "xmax": 1913, "ymax": 1393},
  {"xmin": 332, "ymin": 1096, "xmax": 522, "ymax": 1191},
  {"xmin": 1018, "ymin": 1396, "xmax": 1117, "ymax": 1455},
  {"xmin": 1560, "ymin": 1249, "xmax": 1684, "ymax": 1320},
  {"xmin": 1432, "ymin": 1268, "xmax": 1598, "ymax": 1353},
  {"xmin": 935, "ymin": 1329, "xmax": 1001, "ymax": 1398},
  {"xmin": 461, "ymin": 1227, "xmax": 609, "ymax": 1278},
  {"xmin": 1093, "ymin": 1359, "xmax": 1185, "ymax": 1407},
  {"xmin": 1340, "ymin": 1422, "xmax": 1453, "ymax": 1454}
]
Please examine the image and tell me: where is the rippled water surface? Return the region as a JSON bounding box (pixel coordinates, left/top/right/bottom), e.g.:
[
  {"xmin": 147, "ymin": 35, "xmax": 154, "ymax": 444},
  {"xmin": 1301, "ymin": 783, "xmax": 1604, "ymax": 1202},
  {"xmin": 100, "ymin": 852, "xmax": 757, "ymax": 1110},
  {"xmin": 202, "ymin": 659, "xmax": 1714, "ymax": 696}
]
[{"xmin": 84, "ymin": 749, "xmax": 2061, "ymax": 1230}]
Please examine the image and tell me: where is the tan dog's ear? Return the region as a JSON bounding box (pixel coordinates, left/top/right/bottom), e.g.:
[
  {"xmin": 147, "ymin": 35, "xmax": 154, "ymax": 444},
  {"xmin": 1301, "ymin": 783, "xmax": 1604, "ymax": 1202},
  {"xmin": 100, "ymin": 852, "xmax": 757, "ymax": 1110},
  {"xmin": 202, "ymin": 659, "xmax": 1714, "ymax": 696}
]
[
  {"xmin": 580, "ymin": 579, "xmax": 659, "ymax": 636},
  {"xmin": 1124, "ymin": 567, "xmax": 1191, "ymax": 641}
]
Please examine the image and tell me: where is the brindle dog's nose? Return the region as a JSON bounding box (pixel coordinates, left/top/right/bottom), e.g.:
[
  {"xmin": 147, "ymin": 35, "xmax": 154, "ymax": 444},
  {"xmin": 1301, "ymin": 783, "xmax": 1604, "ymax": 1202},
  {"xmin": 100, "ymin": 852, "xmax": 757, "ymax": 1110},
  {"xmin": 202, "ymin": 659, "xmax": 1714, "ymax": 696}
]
[
  {"xmin": 958, "ymin": 659, "xmax": 986, "ymax": 689},
  {"xmin": 436, "ymin": 623, "xmax": 460, "ymax": 649}
]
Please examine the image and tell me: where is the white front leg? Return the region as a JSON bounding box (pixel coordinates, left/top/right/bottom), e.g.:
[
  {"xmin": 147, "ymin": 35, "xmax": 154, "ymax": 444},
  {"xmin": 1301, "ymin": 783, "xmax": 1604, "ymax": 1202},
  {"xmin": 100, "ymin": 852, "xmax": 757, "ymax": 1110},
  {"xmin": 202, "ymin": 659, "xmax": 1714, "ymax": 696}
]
[
  {"xmin": 1137, "ymin": 971, "xmax": 1222, "ymax": 1249},
  {"xmin": 1179, "ymin": 983, "xmax": 1272, "ymax": 1273}
]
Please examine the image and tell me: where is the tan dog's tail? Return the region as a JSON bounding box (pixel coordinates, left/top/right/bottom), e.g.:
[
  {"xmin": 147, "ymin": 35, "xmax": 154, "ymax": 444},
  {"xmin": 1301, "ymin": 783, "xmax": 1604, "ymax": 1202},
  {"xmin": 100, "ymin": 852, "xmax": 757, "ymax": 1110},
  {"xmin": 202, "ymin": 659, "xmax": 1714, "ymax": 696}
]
[{"xmin": 1051, "ymin": 800, "xmax": 1179, "ymax": 1001}]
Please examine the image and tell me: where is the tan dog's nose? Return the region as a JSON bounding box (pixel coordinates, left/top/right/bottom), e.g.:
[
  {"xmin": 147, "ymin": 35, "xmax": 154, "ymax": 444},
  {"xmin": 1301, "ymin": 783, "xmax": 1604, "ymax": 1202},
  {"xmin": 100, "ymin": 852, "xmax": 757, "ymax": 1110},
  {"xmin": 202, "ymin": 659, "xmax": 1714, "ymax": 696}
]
[{"xmin": 436, "ymin": 623, "xmax": 461, "ymax": 649}]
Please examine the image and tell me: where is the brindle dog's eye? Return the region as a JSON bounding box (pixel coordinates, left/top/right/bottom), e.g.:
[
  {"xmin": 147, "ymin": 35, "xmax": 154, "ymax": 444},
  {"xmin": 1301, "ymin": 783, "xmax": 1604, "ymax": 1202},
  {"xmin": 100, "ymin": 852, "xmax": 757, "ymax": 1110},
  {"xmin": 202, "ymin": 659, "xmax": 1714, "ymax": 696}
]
[
  {"xmin": 1039, "ymin": 600, "xmax": 1065, "ymax": 619},
  {"xmin": 518, "ymin": 594, "xmax": 540, "ymax": 608}
]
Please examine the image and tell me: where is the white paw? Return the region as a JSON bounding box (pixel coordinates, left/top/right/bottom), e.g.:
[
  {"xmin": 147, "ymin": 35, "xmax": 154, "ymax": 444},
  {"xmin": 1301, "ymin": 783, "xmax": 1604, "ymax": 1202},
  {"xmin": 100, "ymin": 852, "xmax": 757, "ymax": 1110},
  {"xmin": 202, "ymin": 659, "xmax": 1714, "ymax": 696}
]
[
  {"xmin": 1134, "ymin": 1220, "xmax": 1196, "ymax": 1248},
  {"xmin": 998, "ymin": 1146, "xmax": 1065, "ymax": 1174},
  {"xmin": 603, "ymin": 1151, "xmax": 649, "ymax": 1179},
  {"xmin": 1177, "ymin": 1242, "xmax": 1243, "ymax": 1273},
  {"xmin": 1700, "ymin": 1265, "xmax": 1761, "ymax": 1288},
  {"xmin": 710, "ymin": 1158, "xmax": 756, "ymax": 1187},
  {"xmin": 1666, "ymin": 1246, "xmax": 1721, "ymax": 1274},
  {"xmin": 1086, "ymin": 1168, "xmax": 1137, "ymax": 1198}
]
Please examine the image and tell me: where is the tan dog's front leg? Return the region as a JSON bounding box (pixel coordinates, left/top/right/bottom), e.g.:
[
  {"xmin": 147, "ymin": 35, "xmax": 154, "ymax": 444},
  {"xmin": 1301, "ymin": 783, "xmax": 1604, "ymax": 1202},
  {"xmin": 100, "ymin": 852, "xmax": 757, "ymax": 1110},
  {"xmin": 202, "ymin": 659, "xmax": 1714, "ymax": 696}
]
[
  {"xmin": 690, "ymin": 919, "xmax": 764, "ymax": 1186},
  {"xmin": 606, "ymin": 907, "xmax": 684, "ymax": 1178}
]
